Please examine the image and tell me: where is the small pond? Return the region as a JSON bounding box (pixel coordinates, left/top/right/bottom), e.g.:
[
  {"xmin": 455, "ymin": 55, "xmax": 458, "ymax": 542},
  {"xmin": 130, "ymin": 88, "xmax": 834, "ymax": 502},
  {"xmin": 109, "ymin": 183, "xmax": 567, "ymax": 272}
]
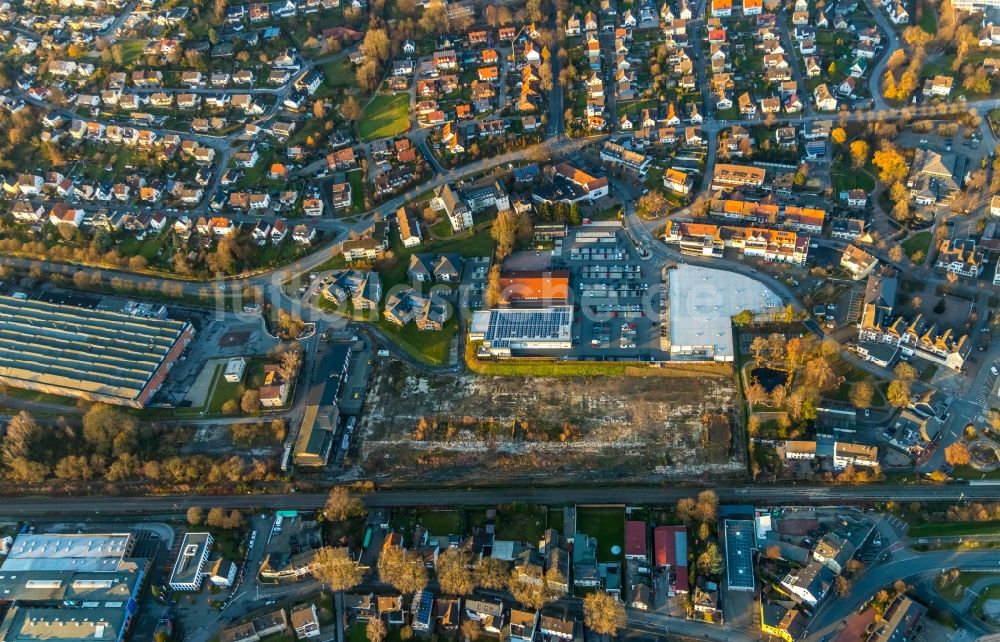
[{"xmin": 750, "ymin": 367, "xmax": 789, "ymax": 392}]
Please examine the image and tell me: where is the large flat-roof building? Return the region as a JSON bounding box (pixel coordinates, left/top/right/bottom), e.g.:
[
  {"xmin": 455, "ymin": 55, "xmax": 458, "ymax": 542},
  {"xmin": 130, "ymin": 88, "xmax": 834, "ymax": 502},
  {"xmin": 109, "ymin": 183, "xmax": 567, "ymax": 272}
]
[
  {"xmin": 168, "ymin": 533, "xmax": 213, "ymax": 591},
  {"xmin": 0, "ymin": 606, "xmax": 128, "ymax": 642},
  {"xmin": 0, "ymin": 296, "xmax": 194, "ymax": 407},
  {"xmin": 1, "ymin": 533, "xmax": 134, "ymax": 573},
  {"xmin": 723, "ymin": 520, "xmax": 756, "ymax": 592},
  {"xmin": 469, "ymin": 307, "xmax": 573, "ymax": 357},
  {"xmin": 0, "ymin": 533, "xmax": 146, "ymax": 642},
  {"xmin": 668, "ymin": 264, "xmax": 781, "ymax": 361},
  {"xmin": 293, "ymin": 344, "xmax": 352, "ymax": 468}
]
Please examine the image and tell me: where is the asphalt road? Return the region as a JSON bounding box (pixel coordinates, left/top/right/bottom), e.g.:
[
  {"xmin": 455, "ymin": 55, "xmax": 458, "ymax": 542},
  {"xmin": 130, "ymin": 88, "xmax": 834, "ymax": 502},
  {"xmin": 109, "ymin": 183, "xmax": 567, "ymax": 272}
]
[
  {"xmin": 806, "ymin": 548, "xmax": 1000, "ymax": 638},
  {"xmin": 4, "ymin": 483, "xmax": 1000, "ymax": 517}
]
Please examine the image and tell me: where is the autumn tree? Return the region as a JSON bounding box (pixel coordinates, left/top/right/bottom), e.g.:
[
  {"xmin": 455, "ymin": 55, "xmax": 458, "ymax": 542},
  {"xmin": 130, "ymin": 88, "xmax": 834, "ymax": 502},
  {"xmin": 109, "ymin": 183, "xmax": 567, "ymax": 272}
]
[
  {"xmin": 749, "ymin": 336, "xmax": 768, "ymax": 364},
  {"xmin": 697, "ymin": 542, "xmax": 723, "ymax": 575},
  {"xmin": 887, "ymin": 379, "xmax": 912, "ymax": 408},
  {"xmin": 850, "ymin": 140, "xmax": 870, "ymax": 169},
  {"xmin": 312, "ymin": 546, "xmax": 364, "ymax": 591},
  {"xmin": 1, "ymin": 411, "xmax": 40, "ymax": 465},
  {"xmin": 676, "ymin": 497, "xmax": 696, "ymax": 523},
  {"xmin": 363, "ymin": 28, "xmax": 391, "ymax": 64},
  {"xmin": 746, "ymin": 382, "xmax": 768, "ymax": 406},
  {"xmin": 186, "ymin": 506, "xmax": 204, "ymax": 525},
  {"xmin": 367, "ymin": 617, "xmax": 387, "ymax": 642},
  {"xmin": 831, "ymin": 127, "xmax": 847, "ymax": 144},
  {"xmin": 583, "ymin": 591, "xmax": 627, "ymax": 636},
  {"xmin": 508, "ymin": 568, "xmax": 554, "ymax": 610},
  {"xmin": 804, "ymin": 356, "xmax": 838, "ymax": 391},
  {"xmin": 436, "ymin": 548, "xmax": 474, "ymax": 595},
  {"xmin": 355, "ymin": 60, "xmax": 380, "ymax": 91},
  {"xmin": 461, "ymin": 619, "xmax": 481, "ymax": 642},
  {"xmin": 378, "ymin": 546, "xmax": 428, "ymax": 594},
  {"xmin": 484, "ymin": 264, "xmax": 501, "ymax": 308},
  {"xmin": 240, "ymin": 389, "xmax": 261, "ymax": 414},
  {"xmin": 206, "ymin": 507, "xmax": 244, "ymax": 529},
  {"xmin": 492, "ymin": 210, "xmax": 518, "ymax": 260},
  {"xmin": 474, "ymin": 557, "xmax": 509, "ymax": 590},
  {"xmin": 82, "ymin": 404, "xmax": 137, "ymax": 458},
  {"xmin": 276, "ymin": 309, "xmax": 305, "ymax": 338},
  {"xmin": 694, "ymin": 490, "xmax": 719, "ymax": 523},
  {"xmin": 945, "ymin": 442, "xmax": 970, "ymax": 466},
  {"xmin": 872, "ymin": 147, "xmax": 909, "ymax": 184},
  {"xmin": 637, "ymin": 191, "xmax": 667, "ymax": 218},
  {"xmin": 850, "ymin": 382, "xmax": 874, "ymax": 409},
  {"xmin": 341, "ymin": 96, "xmax": 363, "ymax": 122},
  {"xmin": 323, "ymin": 486, "xmax": 365, "ymax": 522}
]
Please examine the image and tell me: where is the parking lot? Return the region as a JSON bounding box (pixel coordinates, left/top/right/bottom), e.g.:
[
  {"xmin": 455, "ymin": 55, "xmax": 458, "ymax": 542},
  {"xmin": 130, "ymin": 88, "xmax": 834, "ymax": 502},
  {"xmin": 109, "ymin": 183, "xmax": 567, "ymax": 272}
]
[{"xmin": 551, "ymin": 225, "xmax": 669, "ymax": 361}]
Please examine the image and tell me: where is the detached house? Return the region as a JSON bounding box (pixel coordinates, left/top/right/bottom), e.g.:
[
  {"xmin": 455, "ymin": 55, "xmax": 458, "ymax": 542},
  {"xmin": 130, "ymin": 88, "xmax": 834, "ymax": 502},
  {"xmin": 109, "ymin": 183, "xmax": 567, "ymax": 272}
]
[
  {"xmin": 813, "ymin": 84, "xmax": 837, "ymax": 111},
  {"xmin": 397, "ymin": 207, "xmax": 422, "ymax": 247}
]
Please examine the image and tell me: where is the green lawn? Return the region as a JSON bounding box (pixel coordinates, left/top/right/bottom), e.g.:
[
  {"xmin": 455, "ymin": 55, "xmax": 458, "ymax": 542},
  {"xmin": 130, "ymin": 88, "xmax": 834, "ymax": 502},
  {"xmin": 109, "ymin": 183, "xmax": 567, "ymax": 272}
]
[
  {"xmin": 919, "ymin": 4, "xmax": 937, "ymax": 34},
  {"xmin": 374, "ymin": 315, "xmax": 456, "ymax": 367},
  {"xmin": 389, "ymin": 509, "xmax": 465, "ymax": 535},
  {"xmin": 831, "ymin": 156, "xmax": 876, "ymax": 198},
  {"xmin": 909, "ymin": 521, "xmax": 1000, "ymax": 537},
  {"xmin": 347, "ymin": 169, "xmax": 366, "ymax": 212},
  {"xmin": 935, "ymin": 571, "xmax": 1000, "ymax": 602},
  {"xmin": 206, "ymin": 363, "xmax": 244, "ymax": 414},
  {"xmin": 902, "ymin": 231, "xmax": 932, "ymax": 259},
  {"xmin": 495, "ymin": 504, "xmax": 549, "ymax": 542},
  {"xmin": 576, "ymin": 507, "xmax": 625, "ymax": 563},
  {"xmin": 116, "ymin": 230, "xmax": 170, "ymax": 262},
  {"xmin": 974, "ymin": 584, "xmax": 1000, "ymax": 619},
  {"xmin": 118, "ymin": 39, "xmax": 148, "ymax": 65},
  {"xmin": 359, "ymin": 94, "xmax": 410, "ymax": 142}
]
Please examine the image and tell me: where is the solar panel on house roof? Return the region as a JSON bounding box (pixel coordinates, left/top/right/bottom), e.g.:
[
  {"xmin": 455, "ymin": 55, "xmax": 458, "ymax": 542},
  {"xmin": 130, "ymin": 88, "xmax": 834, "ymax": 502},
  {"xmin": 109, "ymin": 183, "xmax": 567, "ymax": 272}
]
[{"xmin": 724, "ymin": 520, "xmax": 756, "ymax": 591}]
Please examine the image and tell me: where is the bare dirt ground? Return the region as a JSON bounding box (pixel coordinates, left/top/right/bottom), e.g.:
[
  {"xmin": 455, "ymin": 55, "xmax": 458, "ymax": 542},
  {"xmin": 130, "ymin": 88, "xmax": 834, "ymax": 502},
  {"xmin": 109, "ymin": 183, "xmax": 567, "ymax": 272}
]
[{"xmin": 354, "ymin": 360, "xmax": 745, "ymax": 485}]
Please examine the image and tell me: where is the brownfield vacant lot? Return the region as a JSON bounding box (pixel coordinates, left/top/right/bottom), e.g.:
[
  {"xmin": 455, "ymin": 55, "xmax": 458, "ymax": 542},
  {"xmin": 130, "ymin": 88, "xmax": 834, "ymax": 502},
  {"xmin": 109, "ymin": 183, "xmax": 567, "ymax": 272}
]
[{"xmin": 356, "ymin": 360, "xmax": 744, "ymax": 485}]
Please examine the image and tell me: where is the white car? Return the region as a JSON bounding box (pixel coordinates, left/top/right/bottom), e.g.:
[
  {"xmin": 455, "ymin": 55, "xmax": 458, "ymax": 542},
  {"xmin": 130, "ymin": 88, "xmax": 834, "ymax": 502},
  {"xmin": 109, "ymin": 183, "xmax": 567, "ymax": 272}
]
[{"xmin": 992, "ymin": 365, "xmax": 999, "ymax": 376}]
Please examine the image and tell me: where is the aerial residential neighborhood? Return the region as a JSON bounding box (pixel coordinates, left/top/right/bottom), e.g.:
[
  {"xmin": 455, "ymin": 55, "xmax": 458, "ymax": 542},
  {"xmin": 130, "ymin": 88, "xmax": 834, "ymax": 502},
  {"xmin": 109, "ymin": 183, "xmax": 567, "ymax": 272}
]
[{"xmin": 6, "ymin": 0, "xmax": 1000, "ymax": 639}]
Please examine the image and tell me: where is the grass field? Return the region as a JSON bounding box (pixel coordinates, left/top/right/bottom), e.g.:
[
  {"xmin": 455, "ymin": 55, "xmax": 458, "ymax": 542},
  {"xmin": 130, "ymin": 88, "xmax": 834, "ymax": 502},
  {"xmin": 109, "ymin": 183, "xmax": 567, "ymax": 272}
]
[
  {"xmin": 375, "ymin": 315, "xmax": 456, "ymax": 367},
  {"xmin": 935, "ymin": 571, "xmax": 1000, "ymax": 602},
  {"xmin": 347, "ymin": 169, "xmax": 366, "ymax": 212},
  {"xmin": 902, "ymin": 231, "xmax": 932, "ymax": 259},
  {"xmin": 495, "ymin": 504, "xmax": 549, "ymax": 542},
  {"xmin": 206, "ymin": 363, "xmax": 243, "ymax": 414},
  {"xmin": 576, "ymin": 506, "xmax": 625, "ymax": 563},
  {"xmin": 117, "ymin": 39, "xmax": 148, "ymax": 66},
  {"xmin": 909, "ymin": 521, "xmax": 1000, "ymax": 537},
  {"xmin": 359, "ymin": 94, "xmax": 410, "ymax": 142},
  {"xmin": 919, "ymin": 3, "xmax": 937, "ymax": 34}
]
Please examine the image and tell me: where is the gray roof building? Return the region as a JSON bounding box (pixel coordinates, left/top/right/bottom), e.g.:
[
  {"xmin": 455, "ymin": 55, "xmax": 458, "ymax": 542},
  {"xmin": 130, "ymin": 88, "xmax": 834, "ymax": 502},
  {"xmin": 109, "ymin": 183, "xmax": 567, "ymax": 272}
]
[{"xmin": 0, "ymin": 296, "xmax": 193, "ymax": 407}]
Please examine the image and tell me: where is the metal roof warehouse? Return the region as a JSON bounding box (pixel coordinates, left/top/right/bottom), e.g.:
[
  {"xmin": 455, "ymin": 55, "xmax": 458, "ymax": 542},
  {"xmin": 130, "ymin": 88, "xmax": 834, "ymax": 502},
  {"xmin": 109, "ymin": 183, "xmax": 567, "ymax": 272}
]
[{"xmin": 0, "ymin": 295, "xmax": 194, "ymax": 407}]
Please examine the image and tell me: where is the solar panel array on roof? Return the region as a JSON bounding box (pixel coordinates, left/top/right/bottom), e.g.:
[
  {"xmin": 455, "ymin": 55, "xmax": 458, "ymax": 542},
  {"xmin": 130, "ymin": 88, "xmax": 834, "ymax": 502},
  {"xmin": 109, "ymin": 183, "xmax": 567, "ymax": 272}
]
[
  {"xmin": 413, "ymin": 590, "xmax": 433, "ymax": 624},
  {"xmin": 483, "ymin": 307, "xmax": 572, "ymax": 347},
  {"xmin": 724, "ymin": 520, "xmax": 756, "ymax": 591}
]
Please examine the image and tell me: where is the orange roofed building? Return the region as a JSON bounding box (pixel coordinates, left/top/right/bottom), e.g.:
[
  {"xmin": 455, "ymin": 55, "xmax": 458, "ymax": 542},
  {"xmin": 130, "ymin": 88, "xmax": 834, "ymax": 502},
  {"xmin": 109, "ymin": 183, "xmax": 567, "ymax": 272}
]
[{"xmin": 498, "ymin": 270, "xmax": 570, "ymax": 305}]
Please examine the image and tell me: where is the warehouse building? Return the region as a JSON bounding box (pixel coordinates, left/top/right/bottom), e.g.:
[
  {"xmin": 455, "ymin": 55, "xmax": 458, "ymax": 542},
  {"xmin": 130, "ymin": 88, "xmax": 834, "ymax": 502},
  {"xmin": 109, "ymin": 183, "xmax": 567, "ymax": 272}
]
[
  {"xmin": 293, "ymin": 344, "xmax": 352, "ymax": 467},
  {"xmin": 0, "ymin": 296, "xmax": 194, "ymax": 407},
  {"xmin": 0, "ymin": 533, "xmax": 146, "ymax": 642}
]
